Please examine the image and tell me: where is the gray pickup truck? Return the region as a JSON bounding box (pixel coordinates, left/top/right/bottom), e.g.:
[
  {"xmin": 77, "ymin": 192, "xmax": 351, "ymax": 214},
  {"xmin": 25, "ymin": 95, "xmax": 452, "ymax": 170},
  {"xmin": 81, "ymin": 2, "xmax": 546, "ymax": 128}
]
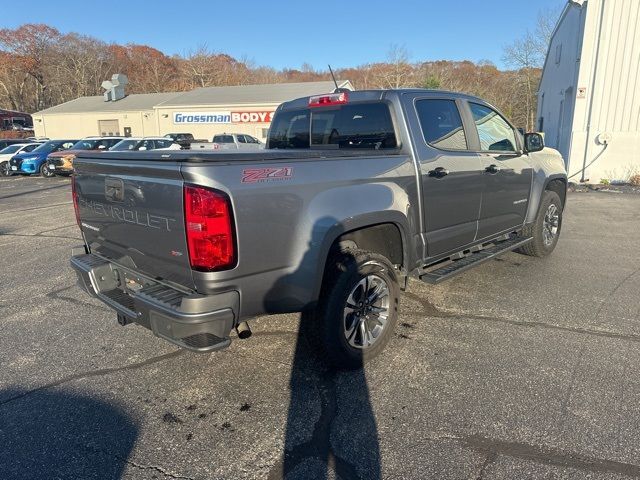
[{"xmin": 70, "ymin": 89, "xmax": 567, "ymax": 369}]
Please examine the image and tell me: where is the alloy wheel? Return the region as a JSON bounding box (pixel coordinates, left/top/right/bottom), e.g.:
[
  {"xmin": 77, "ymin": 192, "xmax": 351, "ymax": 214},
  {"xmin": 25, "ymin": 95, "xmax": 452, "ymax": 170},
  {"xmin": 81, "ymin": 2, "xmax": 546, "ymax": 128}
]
[
  {"xmin": 543, "ymin": 203, "xmax": 560, "ymax": 246},
  {"xmin": 343, "ymin": 274, "xmax": 390, "ymax": 349}
]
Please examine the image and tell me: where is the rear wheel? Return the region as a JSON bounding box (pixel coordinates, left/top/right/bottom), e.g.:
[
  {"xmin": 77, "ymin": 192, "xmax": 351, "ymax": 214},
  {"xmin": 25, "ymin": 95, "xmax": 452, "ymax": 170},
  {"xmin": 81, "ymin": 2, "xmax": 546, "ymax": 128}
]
[
  {"xmin": 517, "ymin": 190, "xmax": 563, "ymax": 257},
  {"xmin": 40, "ymin": 163, "xmax": 55, "ymax": 178},
  {"xmin": 304, "ymin": 249, "xmax": 400, "ymax": 370}
]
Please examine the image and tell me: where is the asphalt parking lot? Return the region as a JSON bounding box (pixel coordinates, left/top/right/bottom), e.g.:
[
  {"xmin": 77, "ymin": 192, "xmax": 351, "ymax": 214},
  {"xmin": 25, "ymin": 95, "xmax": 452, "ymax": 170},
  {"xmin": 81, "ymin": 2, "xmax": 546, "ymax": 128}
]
[{"xmin": 1, "ymin": 175, "xmax": 640, "ymax": 480}]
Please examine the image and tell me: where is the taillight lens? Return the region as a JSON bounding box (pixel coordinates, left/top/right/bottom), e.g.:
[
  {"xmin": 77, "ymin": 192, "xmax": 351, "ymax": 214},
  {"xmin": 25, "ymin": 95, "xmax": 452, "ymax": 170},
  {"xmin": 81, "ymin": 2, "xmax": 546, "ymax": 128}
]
[
  {"xmin": 184, "ymin": 184, "xmax": 236, "ymax": 271},
  {"xmin": 308, "ymin": 91, "xmax": 348, "ymax": 107},
  {"xmin": 71, "ymin": 174, "xmax": 81, "ymax": 228}
]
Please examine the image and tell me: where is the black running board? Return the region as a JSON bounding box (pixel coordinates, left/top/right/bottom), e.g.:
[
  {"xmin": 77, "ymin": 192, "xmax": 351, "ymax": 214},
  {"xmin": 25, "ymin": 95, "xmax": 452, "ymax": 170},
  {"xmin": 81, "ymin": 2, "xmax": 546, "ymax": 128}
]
[{"xmin": 419, "ymin": 236, "xmax": 533, "ymax": 284}]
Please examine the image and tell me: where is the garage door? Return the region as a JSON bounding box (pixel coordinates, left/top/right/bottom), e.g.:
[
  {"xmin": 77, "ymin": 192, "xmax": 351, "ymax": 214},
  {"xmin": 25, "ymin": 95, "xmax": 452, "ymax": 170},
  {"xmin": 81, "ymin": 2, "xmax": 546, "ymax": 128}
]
[{"xmin": 98, "ymin": 119, "xmax": 120, "ymax": 136}]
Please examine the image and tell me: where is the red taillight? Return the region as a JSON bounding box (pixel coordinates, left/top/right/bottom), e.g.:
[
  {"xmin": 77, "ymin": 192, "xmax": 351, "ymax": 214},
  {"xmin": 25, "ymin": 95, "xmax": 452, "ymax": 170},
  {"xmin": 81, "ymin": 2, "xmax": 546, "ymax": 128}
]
[
  {"xmin": 308, "ymin": 91, "xmax": 348, "ymax": 107},
  {"xmin": 71, "ymin": 174, "xmax": 81, "ymax": 228},
  {"xmin": 183, "ymin": 184, "xmax": 236, "ymax": 271}
]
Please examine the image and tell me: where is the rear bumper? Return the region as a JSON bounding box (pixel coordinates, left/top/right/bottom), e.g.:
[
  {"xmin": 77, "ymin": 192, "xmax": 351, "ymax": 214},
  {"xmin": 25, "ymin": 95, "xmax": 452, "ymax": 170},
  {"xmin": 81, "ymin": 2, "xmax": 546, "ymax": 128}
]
[{"xmin": 70, "ymin": 249, "xmax": 237, "ymax": 352}]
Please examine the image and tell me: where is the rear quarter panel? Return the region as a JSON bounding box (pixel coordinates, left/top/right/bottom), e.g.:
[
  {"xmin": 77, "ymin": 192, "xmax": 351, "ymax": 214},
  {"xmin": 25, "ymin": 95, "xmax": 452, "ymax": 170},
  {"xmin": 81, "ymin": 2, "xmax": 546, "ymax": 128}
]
[{"xmin": 181, "ymin": 154, "xmax": 419, "ymax": 319}]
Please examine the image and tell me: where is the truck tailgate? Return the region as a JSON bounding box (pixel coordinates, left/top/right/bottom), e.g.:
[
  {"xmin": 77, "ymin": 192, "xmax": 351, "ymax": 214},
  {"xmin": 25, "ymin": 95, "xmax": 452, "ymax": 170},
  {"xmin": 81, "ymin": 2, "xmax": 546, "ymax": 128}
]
[{"xmin": 73, "ymin": 157, "xmax": 194, "ymax": 290}]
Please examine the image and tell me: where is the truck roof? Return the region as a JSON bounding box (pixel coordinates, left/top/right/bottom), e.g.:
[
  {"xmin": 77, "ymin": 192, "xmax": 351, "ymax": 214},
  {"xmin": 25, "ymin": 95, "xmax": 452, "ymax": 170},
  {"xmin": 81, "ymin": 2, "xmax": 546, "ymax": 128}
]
[{"xmin": 278, "ymin": 88, "xmax": 487, "ymax": 111}]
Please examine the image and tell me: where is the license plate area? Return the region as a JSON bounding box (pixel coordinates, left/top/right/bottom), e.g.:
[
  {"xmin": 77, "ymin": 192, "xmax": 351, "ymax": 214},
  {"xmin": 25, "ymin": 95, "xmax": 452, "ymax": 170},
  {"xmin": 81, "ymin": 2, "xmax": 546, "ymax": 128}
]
[{"xmin": 122, "ymin": 270, "xmax": 150, "ymax": 293}]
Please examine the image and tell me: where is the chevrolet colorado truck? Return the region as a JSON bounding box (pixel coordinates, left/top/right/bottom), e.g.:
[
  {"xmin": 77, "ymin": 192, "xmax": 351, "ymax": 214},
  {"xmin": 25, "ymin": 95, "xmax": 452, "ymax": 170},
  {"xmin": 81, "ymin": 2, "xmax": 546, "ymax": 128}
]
[{"xmin": 70, "ymin": 89, "xmax": 567, "ymax": 369}]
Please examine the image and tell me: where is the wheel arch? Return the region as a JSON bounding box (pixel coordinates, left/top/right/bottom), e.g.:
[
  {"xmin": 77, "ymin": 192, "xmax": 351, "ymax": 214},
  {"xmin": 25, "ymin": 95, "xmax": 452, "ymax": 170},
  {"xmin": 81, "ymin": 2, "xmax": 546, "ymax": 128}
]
[
  {"xmin": 544, "ymin": 177, "xmax": 567, "ymax": 209},
  {"xmin": 311, "ymin": 212, "xmax": 412, "ymax": 303},
  {"xmin": 525, "ymin": 173, "xmax": 568, "ymax": 224}
]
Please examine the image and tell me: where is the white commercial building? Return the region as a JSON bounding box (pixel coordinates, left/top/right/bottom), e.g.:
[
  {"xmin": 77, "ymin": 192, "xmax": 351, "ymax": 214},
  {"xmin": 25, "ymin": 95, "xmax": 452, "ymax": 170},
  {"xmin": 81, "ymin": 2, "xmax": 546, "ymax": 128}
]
[
  {"xmin": 32, "ymin": 81, "xmax": 353, "ymax": 142},
  {"xmin": 537, "ymin": 0, "xmax": 640, "ymax": 183}
]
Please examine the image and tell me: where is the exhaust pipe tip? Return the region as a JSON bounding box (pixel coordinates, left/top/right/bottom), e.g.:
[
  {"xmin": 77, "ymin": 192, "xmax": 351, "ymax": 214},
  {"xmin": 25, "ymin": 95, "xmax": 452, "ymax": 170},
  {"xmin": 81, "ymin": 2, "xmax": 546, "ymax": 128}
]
[{"xmin": 236, "ymin": 321, "xmax": 252, "ymax": 340}]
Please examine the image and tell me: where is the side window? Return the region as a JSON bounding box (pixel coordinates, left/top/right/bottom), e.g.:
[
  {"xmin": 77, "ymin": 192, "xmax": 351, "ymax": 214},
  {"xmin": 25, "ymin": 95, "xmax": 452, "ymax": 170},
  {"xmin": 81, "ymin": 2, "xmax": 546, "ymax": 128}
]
[
  {"xmin": 237, "ymin": 135, "xmax": 247, "ymax": 143},
  {"xmin": 415, "ymin": 99, "xmax": 468, "ymax": 150},
  {"xmin": 469, "ymin": 103, "xmax": 517, "ymax": 152}
]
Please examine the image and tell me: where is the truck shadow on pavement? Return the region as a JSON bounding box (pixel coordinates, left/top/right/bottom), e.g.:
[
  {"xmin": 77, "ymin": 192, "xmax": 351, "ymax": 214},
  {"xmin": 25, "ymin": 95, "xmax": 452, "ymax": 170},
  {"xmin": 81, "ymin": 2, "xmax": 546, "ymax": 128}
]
[
  {"xmin": 268, "ymin": 325, "xmax": 381, "ymax": 480},
  {"xmin": 0, "ymin": 389, "xmax": 138, "ymax": 480},
  {"xmin": 265, "ymin": 217, "xmax": 382, "ymax": 479}
]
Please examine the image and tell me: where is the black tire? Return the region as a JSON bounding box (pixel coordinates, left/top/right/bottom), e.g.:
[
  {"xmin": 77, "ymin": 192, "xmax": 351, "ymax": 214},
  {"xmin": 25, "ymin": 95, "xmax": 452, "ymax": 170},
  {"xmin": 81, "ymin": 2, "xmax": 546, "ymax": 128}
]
[
  {"xmin": 0, "ymin": 161, "xmax": 11, "ymax": 177},
  {"xmin": 304, "ymin": 249, "xmax": 400, "ymax": 370},
  {"xmin": 40, "ymin": 162, "xmax": 55, "ymax": 178},
  {"xmin": 517, "ymin": 190, "xmax": 563, "ymax": 257}
]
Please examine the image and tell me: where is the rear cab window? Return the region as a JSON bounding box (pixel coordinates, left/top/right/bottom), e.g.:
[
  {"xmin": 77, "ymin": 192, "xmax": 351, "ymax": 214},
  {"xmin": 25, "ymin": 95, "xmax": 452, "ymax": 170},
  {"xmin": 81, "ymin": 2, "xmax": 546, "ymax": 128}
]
[
  {"xmin": 268, "ymin": 102, "xmax": 397, "ymax": 150},
  {"xmin": 213, "ymin": 135, "xmax": 234, "ymax": 144},
  {"xmin": 415, "ymin": 99, "xmax": 468, "ymax": 150}
]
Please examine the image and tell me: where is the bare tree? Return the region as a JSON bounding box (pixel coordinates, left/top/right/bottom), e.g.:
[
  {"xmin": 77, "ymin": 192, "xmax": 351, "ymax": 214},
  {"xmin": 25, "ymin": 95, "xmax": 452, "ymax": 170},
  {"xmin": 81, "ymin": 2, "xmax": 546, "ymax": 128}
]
[{"xmin": 370, "ymin": 44, "xmax": 414, "ymax": 89}]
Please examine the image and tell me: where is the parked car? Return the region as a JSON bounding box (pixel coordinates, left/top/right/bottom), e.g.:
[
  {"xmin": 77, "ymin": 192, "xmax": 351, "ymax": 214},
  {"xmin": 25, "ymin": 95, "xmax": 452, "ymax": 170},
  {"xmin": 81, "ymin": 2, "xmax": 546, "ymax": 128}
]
[
  {"xmin": 164, "ymin": 132, "xmax": 194, "ymax": 142},
  {"xmin": 10, "ymin": 123, "xmax": 32, "ymax": 131},
  {"xmin": 0, "ymin": 139, "xmax": 34, "ymax": 150},
  {"xmin": 70, "ymin": 89, "xmax": 567, "ymax": 369},
  {"xmin": 45, "ymin": 136, "xmax": 124, "ymax": 177},
  {"xmin": 190, "ymin": 133, "xmax": 264, "ymax": 151},
  {"xmin": 109, "ymin": 137, "xmax": 181, "ymax": 152},
  {"xmin": 9, "ymin": 139, "xmax": 78, "ymax": 176},
  {"xmin": 165, "ymin": 133, "xmax": 199, "ymax": 150},
  {"xmin": 0, "ymin": 143, "xmax": 42, "ymax": 176},
  {"xmin": 213, "ymin": 133, "xmax": 263, "ymax": 150}
]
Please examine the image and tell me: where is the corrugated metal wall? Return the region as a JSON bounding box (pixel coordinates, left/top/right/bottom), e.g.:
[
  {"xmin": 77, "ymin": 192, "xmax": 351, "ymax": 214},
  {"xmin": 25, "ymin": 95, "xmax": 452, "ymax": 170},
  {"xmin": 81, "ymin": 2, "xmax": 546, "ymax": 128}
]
[{"xmin": 590, "ymin": 0, "xmax": 640, "ymax": 133}]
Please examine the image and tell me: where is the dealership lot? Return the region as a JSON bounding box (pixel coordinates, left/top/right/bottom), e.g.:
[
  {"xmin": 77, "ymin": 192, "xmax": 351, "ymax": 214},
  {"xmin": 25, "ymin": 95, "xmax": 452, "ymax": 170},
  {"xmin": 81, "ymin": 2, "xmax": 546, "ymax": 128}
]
[{"xmin": 1, "ymin": 176, "xmax": 640, "ymax": 479}]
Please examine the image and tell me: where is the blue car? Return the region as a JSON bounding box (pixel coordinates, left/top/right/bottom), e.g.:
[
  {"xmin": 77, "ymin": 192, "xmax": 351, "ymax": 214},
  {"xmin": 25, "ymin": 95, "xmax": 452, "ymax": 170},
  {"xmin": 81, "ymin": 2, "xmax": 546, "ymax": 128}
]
[{"xmin": 9, "ymin": 139, "xmax": 78, "ymax": 176}]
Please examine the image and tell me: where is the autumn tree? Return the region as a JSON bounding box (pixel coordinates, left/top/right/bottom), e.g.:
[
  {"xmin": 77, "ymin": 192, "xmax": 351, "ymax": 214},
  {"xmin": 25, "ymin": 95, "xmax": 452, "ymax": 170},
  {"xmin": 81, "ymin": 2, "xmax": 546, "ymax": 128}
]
[
  {"xmin": 0, "ymin": 20, "xmax": 560, "ymax": 132},
  {"xmin": 0, "ymin": 24, "xmax": 61, "ymax": 111},
  {"xmin": 502, "ymin": 6, "xmax": 561, "ymax": 130}
]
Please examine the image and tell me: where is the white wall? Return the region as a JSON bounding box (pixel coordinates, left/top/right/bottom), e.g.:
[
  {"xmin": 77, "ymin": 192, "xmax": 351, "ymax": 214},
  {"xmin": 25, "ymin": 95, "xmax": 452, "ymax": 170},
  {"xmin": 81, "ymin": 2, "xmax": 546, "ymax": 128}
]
[
  {"xmin": 538, "ymin": 2, "xmax": 586, "ymax": 163},
  {"xmin": 154, "ymin": 104, "xmax": 280, "ymax": 142},
  {"xmin": 539, "ymin": 0, "xmax": 640, "ymax": 183},
  {"xmin": 32, "ymin": 110, "xmax": 158, "ymax": 139}
]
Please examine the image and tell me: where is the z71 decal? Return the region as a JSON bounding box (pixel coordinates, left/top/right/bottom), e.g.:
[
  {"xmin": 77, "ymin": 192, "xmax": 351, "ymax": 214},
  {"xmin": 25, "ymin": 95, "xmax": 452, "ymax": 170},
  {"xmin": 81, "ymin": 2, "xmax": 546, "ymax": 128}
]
[{"xmin": 241, "ymin": 167, "xmax": 293, "ymax": 184}]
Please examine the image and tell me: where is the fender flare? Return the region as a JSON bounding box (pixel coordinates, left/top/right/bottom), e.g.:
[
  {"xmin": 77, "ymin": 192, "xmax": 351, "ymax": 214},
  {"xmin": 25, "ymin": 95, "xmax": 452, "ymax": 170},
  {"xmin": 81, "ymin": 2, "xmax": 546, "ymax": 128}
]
[{"xmin": 310, "ymin": 211, "xmax": 413, "ymax": 301}]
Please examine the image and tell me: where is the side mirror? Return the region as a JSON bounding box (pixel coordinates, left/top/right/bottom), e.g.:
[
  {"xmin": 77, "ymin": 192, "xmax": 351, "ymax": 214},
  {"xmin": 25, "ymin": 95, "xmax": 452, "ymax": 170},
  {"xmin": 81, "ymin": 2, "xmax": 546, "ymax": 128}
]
[{"xmin": 524, "ymin": 133, "xmax": 544, "ymax": 153}]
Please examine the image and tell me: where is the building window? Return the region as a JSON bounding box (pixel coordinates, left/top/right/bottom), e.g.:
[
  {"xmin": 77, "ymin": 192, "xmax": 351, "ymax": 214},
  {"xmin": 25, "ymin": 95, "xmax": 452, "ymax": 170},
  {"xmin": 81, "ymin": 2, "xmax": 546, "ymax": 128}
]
[{"xmin": 555, "ymin": 44, "xmax": 562, "ymax": 64}]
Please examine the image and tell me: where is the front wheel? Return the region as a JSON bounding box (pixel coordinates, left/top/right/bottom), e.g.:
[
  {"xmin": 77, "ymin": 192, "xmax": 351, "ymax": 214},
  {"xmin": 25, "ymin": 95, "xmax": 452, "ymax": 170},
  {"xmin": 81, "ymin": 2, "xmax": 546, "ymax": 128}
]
[
  {"xmin": 0, "ymin": 161, "xmax": 11, "ymax": 177},
  {"xmin": 517, "ymin": 190, "xmax": 563, "ymax": 257},
  {"xmin": 305, "ymin": 249, "xmax": 400, "ymax": 370},
  {"xmin": 40, "ymin": 163, "xmax": 55, "ymax": 178}
]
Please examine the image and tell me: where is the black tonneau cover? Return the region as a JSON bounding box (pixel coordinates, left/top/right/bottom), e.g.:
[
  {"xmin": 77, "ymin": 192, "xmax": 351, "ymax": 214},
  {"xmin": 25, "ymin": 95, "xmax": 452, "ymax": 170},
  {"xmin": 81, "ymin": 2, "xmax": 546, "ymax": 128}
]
[{"xmin": 76, "ymin": 149, "xmax": 402, "ymax": 164}]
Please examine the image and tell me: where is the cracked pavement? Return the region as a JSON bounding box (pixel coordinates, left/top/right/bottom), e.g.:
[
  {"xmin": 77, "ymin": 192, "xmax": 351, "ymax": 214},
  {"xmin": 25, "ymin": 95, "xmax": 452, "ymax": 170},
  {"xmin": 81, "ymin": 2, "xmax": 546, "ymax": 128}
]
[{"xmin": 1, "ymin": 176, "xmax": 640, "ymax": 479}]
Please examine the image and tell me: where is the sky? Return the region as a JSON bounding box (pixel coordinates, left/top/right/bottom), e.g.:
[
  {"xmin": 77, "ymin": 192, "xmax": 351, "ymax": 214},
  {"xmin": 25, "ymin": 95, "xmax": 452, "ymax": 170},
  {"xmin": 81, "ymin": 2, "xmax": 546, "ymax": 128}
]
[{"xmin": 3, "ymin": 0, "xmax": 566, "ymax": 71}]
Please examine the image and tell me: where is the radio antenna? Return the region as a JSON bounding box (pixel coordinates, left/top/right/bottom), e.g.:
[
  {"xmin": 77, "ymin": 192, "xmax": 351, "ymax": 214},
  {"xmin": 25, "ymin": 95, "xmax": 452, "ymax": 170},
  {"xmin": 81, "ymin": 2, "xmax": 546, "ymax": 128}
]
[{"xmin": 328, "ymin": 64, "xmax": 340, "ymax": 91}]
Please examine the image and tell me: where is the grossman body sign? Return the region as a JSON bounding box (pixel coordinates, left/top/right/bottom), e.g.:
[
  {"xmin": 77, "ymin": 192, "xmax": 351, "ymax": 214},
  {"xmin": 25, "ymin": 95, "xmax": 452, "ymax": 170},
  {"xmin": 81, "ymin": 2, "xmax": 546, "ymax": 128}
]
[{"xmin": 173, "ymin": 111, "xmax": 274, "ymax": 124}]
